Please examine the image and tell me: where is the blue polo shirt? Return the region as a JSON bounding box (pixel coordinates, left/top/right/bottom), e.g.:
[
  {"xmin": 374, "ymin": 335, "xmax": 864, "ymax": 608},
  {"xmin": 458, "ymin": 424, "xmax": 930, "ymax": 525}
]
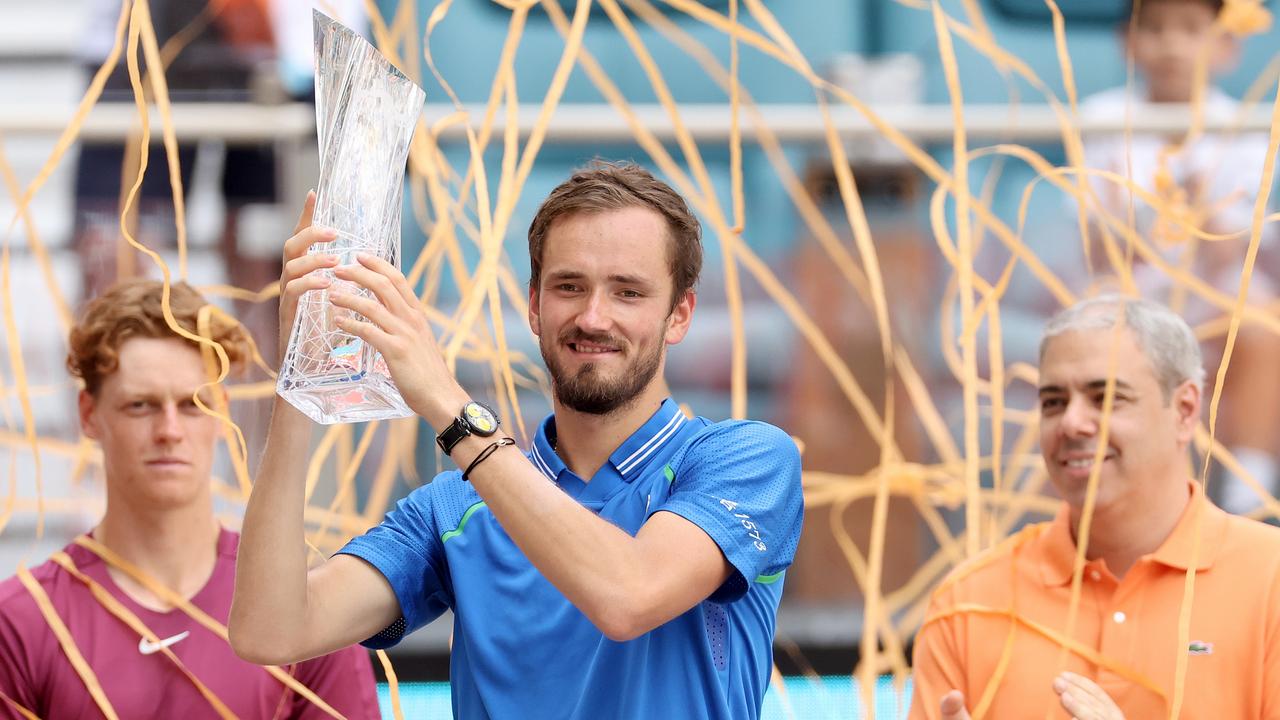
[{"xmin": 337, "ymin": 398, "xmax": 803, "ymax": 719}]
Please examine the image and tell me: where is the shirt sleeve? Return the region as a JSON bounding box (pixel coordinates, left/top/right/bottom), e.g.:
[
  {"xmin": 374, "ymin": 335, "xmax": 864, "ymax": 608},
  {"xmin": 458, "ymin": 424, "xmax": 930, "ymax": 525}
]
[
  {"xmin": 653, "ymin": 421, "xmax": 803, "ymax": 604},
  {"xmin": 908, "ymin": 586, "xmax": 968, "ymax": 720},
  {"xmin": 287, "ymin": 645, "xmax": 381, "ymax": 720},
  {"xmin": 0, "ymin": 585, "xmax": 44, "ymax": 719},
  {"xmin": 334, "ymin": 476, "xmax": 454, "ymax": 649}
]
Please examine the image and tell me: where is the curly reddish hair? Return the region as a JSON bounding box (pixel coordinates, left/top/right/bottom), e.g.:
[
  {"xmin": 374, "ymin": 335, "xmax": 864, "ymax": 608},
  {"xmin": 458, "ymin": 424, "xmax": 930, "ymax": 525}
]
[{"xmin": 67, "ymin": 279, "xmax": 250, "ymax": 395}]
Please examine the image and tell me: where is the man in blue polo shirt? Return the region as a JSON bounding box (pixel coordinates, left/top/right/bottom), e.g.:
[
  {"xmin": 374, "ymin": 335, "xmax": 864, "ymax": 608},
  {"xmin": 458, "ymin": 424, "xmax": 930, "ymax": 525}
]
[{"xmin": 231, "ymin": 162, "xmax": 804, "ymax": 719}]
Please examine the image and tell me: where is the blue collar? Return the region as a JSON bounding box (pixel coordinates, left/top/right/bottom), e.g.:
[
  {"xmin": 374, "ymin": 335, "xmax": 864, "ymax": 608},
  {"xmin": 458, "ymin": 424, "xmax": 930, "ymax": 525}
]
[{"xmin": 530, "ymin": 398, "xmax": 687, "ymax": 484}]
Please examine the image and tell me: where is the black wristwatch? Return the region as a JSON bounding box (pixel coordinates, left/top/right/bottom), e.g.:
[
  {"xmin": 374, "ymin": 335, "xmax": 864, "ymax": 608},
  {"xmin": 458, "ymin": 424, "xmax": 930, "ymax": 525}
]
[{"xmin": 436, "ymin": 401, "xmax": 500, "ymax": 455}]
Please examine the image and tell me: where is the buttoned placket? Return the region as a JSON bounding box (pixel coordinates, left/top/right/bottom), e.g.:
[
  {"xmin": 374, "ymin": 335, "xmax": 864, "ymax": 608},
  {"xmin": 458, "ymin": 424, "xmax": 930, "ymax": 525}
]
[{"xmin": 1095, "ymin": 559, "xmax": 1150, "ymax": 702}]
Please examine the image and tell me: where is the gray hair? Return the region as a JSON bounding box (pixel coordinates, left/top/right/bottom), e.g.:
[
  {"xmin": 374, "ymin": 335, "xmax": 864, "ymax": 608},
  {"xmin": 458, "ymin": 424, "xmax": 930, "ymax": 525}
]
[{"xmin": 1040, "ymin": 294, "xmax": 1205, "ymax": 401}]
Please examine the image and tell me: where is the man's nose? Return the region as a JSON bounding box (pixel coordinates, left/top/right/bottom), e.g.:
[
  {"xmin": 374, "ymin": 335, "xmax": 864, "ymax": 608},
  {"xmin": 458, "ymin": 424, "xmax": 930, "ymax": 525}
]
[
  {"xmin": 1059, "ymin": 396, "xmax": 1097, "ymax": 438},
  {"xmin": 154, "ymin": 403, "xmax": 185, "ymax": 442},
  {"xmin": 575, "ymin": 291, "xmax": 611, "ymax": 333}
]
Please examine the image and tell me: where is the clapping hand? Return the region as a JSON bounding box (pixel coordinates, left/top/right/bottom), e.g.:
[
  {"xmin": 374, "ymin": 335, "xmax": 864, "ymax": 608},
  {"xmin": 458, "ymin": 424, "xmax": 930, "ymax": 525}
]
[
  {"xmin": 1053, "ymin": 672, "xmax": 1124, "ymax": 720},
  {"xmin": 939, "ymin": 690, "xmax": 970, "ymax": 720}
]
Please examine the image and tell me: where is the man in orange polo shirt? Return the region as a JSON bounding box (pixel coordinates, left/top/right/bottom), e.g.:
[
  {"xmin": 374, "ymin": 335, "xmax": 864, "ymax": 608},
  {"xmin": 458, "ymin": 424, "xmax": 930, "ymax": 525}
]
[{"xmin": 910, "ymin": 295, "xmax": 1280, "ymax": 719}]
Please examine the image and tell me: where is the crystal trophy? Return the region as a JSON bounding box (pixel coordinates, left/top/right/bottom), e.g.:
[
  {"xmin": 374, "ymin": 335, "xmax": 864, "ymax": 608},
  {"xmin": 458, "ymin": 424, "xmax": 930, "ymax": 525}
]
[{"xmin": 276, "ymin": 11, "xmax": 425, "ymax": 424}]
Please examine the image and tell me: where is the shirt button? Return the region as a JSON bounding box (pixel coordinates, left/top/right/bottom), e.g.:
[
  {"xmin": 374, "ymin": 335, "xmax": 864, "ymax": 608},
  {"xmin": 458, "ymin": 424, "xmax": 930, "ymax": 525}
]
[
  {"xmin": 1090, "ymin": 570, "xmax": 1101, "ymax": 581},
  {"xmin": 1113, "ymin": 611, "xmax": 1126, "ymax": 624}
]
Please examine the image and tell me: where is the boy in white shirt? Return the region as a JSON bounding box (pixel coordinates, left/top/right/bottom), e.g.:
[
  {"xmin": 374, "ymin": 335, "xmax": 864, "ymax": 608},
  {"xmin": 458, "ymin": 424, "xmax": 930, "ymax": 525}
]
[{"xmin": 1077, "ymin": 0, "xmax": 1280, "ymax": 515}]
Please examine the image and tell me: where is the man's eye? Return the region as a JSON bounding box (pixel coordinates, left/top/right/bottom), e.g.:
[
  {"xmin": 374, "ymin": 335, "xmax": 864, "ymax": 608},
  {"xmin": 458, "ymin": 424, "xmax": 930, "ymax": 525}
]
[
  {"xmin": 556, "ymin": 283, "xmax": 579, "ymax": 292},
  {"xmin": 620, "ymin": 290, "xmax": 641, "ymax": 299},
  {"xmin": 1040, "ymin": 398, "xmax": 1063, "ymax": 411}
]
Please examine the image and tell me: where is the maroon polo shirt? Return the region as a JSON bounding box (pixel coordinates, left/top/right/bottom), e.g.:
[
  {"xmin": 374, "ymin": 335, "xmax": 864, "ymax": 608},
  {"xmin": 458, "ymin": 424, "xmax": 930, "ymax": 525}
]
[{"xmin": 0, "ymin": 528, "xmax": 380, "ymax": 719}]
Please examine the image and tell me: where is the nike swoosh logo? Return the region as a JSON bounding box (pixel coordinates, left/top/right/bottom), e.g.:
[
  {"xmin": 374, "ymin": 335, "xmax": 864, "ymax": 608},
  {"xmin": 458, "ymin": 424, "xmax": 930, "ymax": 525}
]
[{"xmin": 138, "ymin": 630, "xmax": 190, "ymax": 655}]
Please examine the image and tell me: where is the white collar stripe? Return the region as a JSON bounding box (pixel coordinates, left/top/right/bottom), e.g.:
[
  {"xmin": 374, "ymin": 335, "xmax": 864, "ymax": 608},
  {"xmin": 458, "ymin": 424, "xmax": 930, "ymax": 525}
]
[
  {"xmin": 531, "ymin": 444, "xmax": 556, "ymax": 480},
  {"xmin": 618, "ymin": 413, "xmax": 685, "ymax": 475},
  {"xmin": 619, "ymin": 414, "xmax": 683, "ymax": 475},
  {"xmin": 617, "ymin": 410, "xmax": 683, "ymax": 471}
]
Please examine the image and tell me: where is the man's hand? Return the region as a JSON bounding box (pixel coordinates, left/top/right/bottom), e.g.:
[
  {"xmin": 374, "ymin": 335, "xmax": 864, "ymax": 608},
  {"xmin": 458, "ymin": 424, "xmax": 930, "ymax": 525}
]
[
  {"xmin": 277, "ymin": 190, "xmax": 338, "ymax": 358},
  {"xmin": 328, "ymin": 253, "xmax": 467, "ymax": 428},
  {"xmin": 940, "ymin": 690, "xmax": 970, "ymax": 720},
  {"xmin": 1053, "ymin": 672, "xmax": 1124, "ymax": 720},
  {"xmin": 231, "ymin": 195, "xmax": 404, "ymax": 667}
]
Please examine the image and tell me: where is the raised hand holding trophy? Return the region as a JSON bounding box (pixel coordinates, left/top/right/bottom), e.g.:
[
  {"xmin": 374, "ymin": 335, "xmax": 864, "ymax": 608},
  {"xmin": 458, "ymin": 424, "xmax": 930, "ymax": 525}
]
[{"xmin": 276, "ymin": 11, "xmax": 425, "ymax": 424}]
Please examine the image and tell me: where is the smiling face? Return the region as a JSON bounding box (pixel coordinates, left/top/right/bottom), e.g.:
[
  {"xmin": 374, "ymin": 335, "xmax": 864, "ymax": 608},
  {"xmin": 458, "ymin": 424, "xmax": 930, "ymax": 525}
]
[
  {"xmin": 79, "ymin": 337, "xmax": 221, "ymax": 511},
  {"xmin": 529, "ymin": 206, "xmax": 694, "ymax": 416},
  {"xmin": 1037, "ymin": 326, "xmax": 1199, "ymax": 511}
]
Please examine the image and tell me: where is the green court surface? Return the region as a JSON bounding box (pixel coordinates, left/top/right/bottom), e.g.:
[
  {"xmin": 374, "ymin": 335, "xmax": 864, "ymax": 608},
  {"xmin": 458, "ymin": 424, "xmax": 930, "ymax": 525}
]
[{"xmin": 376, "ymin": 675, "xmax": 915, "ymax": 718}]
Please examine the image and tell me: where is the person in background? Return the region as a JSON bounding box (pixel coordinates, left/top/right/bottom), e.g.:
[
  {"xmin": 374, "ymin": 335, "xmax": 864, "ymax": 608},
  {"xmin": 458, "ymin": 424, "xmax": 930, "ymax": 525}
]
[
  {"xmin": 0, "ymin": 279, "xmax": 380, "ymax": 718},
  {"xmin": 73, "ymin": 0, "xmax": 279, "ymax": 311},
  {"xmin": 912, "ymin": 295, "xmax": 1280, "ymax": 719},
  {"xmin": 1075, "ymin": 0, "xmax": 1280, "ymax": 515}
]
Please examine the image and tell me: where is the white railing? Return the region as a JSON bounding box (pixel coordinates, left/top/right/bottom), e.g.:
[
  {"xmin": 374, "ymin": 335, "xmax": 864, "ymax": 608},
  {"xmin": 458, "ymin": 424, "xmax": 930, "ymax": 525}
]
[{"xmin": 3, "ymin": 102, "xmax": 1276, "ymax": 143}]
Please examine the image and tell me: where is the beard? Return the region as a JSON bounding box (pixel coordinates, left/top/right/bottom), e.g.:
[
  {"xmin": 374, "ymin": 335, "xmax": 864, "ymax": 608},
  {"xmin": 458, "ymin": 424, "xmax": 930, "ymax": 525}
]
[{"xmin": 540, "ymin": 328, "xmax": 663, "ymax": 415}]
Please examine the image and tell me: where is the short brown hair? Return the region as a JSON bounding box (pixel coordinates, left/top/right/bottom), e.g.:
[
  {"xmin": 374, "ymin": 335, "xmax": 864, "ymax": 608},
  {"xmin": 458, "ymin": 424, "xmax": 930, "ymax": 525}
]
[
  {"xmin": 527, "ymin": 161, "xmax": 703, "ymax": 310},
  {"xmin": 67, "ymin": 279, "xmax": 250, "ymax": 395}
]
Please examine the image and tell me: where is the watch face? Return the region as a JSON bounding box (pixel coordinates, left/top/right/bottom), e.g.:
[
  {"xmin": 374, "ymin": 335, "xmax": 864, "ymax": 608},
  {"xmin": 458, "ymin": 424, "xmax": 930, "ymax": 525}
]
[{"xmin": 463, "ymin": 402, "xmax": 499, "ymax": 436}]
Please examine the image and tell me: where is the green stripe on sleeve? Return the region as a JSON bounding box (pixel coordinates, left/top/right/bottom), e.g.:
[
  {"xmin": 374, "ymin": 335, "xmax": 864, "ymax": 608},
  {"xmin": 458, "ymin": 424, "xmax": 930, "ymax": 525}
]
[
  {"xmin": 754, "ymin": 571, "xmax": 785, "ymax": 585},
  {"xmin": 441, "ymin": 501, "xmax": 488, "ymax": 543},
  {"xmin": 663, "ymin": 465, "xmax": 675, "ymax": 483}
]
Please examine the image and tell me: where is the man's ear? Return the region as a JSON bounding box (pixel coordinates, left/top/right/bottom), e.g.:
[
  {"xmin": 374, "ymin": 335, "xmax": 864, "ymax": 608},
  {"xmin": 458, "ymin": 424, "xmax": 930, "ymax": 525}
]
[
  {"xmin": 528, "ymin": 282, "xmax": 542, "ymax": 338},
  {"xmin": 1173, "ymin": 380, "xmax": 1201, "ymax": 444},
  {"xmin": 79, "ymin": 389, "xmax": 100, "ymax": 441},
  {"xmin": 664, "ymin": 289, "xmax": 696, "ymax": 345}
]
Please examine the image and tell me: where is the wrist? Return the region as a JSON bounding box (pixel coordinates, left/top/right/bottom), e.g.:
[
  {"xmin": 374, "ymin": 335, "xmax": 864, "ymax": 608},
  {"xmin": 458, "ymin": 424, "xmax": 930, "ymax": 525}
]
[
  {"xmin": 433, "ymin": 398, "xmax": 502, "ymax": 457},
  {"xmin": 417, "ymin": 386, "xmax": 473, "ymax": 434},
  {"xmin": 460, "ymin": 437, "xmax": 517, "ymax": 481},
  {"xmin": 271, "ymin": 395, "xmax": 310, "ymax": 427}
]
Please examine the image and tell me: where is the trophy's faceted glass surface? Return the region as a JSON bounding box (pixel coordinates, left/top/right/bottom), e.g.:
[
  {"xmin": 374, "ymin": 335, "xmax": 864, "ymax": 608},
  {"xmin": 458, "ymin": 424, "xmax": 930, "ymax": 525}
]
[{"xmin": 276, "ymin": 11, "xmax": 425, "ymax": 424}]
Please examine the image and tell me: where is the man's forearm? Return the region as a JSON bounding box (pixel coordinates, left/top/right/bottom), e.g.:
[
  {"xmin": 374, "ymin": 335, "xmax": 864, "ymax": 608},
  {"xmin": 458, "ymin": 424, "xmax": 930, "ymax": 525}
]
[
  {"xmin": 452, "ymin": 434, "xmax": 726, "ymax": 641},
  {"xmin": 460, "ymin": 438, "xmax": 645, "ymax": 630},
  {"xmin": 229, "ymin": 397, "xmax": 314, "ymax": 662}
]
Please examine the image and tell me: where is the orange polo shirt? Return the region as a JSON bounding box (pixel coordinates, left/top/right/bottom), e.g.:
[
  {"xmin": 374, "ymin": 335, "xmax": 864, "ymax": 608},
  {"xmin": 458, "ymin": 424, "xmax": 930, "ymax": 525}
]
[{"xmin": 909, "ymin": 483, "xmax": 1280, "ymax": 719}]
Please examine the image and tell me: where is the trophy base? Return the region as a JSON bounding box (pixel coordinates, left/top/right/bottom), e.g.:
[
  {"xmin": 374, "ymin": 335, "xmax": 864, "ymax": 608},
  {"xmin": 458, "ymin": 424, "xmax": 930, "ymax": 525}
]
[{"xmin": 278, "ymin": 373, "xmax": 415, "ymax": 424}]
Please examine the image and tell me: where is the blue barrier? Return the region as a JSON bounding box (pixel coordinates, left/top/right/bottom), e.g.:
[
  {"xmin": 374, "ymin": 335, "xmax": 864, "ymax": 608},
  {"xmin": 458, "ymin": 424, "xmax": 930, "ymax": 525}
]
[{"xmin": 375, "ymin": 675, "xmax": 916, "ymax": 719}]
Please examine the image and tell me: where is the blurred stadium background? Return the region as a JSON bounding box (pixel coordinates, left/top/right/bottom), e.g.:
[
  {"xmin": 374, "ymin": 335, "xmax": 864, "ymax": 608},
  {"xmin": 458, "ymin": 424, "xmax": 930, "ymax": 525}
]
[{"xmin": 2, "ymin": 0, "xmax": 1279, "ymax": 717}]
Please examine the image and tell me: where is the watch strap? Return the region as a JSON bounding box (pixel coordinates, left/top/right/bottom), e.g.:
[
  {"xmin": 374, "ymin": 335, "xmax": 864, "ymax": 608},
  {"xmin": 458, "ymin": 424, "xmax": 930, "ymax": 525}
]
[{"xmin": 436, "ymin": 418, "xmax": 470, "ymax": 455}]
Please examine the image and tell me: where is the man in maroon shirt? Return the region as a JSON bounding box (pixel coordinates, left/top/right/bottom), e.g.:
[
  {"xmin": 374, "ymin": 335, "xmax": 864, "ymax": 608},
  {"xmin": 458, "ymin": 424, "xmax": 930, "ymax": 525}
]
[{"xmin": 0, "ymin": 279, "xmax": 380, "ymax": 718}]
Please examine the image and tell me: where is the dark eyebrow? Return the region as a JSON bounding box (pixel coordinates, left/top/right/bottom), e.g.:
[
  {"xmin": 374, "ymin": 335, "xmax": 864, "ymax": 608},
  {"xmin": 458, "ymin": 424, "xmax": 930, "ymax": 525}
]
[
  {"xmin": 1037, "ymin": 379, "xmax": 1136, "ymax": 397},
  {"xmin": 544, "ymin": 270, "xmax": 654, "ymax": 287},
  {"xmin": 545, "ymin": 270, "xmax": 585, "ymax": 282},
  {"xmin": 608, "ymin": 274, "xmax": 651, "ymax": 287},
  {"xmin": 1085, "ymin": 379, "xmax": 1136, "ymax": 393}
]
